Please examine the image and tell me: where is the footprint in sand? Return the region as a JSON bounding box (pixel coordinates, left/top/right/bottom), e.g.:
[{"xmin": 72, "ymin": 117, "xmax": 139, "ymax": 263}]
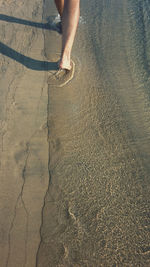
[{"xmin": 47, "ymin": 60, "xmax": 75, "ymax": 87}]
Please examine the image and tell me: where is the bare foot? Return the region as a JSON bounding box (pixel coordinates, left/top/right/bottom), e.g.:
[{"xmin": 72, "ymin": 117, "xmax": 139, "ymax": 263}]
[
  {"xmin": 48, "ymin": 60, "xmax": 75, "ymax": 87},
  {"xmin": 59, "ymin": 55, "xmax": 71, "ymax": 70}
]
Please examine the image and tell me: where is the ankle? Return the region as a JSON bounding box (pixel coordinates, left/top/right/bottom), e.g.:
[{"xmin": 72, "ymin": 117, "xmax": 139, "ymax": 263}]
[
  {"xmin": 59, "ymin": 54, "xmax": 71, "ymax": 70},
  {"xmin": 61, "ymin": 49, "xmax": 71, "ymax": 61}
]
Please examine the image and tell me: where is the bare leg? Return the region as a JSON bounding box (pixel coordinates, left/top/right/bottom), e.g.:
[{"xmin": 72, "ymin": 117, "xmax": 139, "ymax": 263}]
[
  {"xmin": 54, "ymin": 0, "xmax": 80, "ymax": 70},
  {"xmin": 54, "ymin": 0, "xmax": 64, "ymax": 18}
]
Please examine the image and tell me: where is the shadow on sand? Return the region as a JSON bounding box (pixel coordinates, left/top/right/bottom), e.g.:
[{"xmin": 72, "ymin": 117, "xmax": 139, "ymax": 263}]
[
  {"xmin": 0, "ymin": 13, "xmax": 57, "ymax": 30},
  {"xmin": 0, "ymin": 14, "xmax": 61, "ymax": 71},
  {"xmin": 0, "ymin": 42, "xmax": 58, "ymax": 71}
]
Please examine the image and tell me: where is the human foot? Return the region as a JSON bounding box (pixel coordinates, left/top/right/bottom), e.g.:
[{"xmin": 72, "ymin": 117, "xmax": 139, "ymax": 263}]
[
  {"xmin": 59, "ymin": 55, "xmax": 72, "ymax": 70},
  {"xmin": 48, "ymin": 60, "xmax": 75, "ymax": 87}
]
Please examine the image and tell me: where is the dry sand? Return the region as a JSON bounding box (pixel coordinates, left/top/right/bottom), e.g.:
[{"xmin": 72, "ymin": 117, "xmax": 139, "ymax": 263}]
[{"xmin": 0, "ymin": 0, "xmax": 150, "ymax": 266}]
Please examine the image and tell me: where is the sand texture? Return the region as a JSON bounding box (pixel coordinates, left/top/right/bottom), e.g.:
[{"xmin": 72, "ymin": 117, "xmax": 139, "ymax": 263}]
[
  {"xmin": 0, "ymin": 0, "xmax": 49, "ymax": 266},
  {"xmin": 0, "ymin": 0, "xmax": 150, "ymax": 266}
]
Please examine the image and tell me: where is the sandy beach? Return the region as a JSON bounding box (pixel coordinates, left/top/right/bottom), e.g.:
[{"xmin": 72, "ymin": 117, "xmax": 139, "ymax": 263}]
[{"xmin": 0, "ymin": 0, "xmax": 150, "ymax": 266}]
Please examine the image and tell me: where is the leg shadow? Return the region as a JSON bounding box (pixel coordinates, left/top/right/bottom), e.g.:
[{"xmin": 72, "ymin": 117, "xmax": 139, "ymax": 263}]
[
  {"xmin": 0, "ymin": 42, "xmax": 58, "ymax": 71},
  {"xmin": 0, "ymin": 14, "xmax": 62, "ymax": 33}
]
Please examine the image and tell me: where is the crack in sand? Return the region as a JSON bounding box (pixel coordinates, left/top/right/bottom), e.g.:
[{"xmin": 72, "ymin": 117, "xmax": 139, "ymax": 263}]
[
  {"xmin": 6, "ymin": 141, "xmax": 30, "ymax": 267},
  {"xmin": 4, "ymin": 70, "xmax": 48, "ymax": 267},
  {"xmin": 35, "ymin": 4, "xmax": 51, "ymax": 265},
  {"xmin": 5, "ymin": 125, "xmax": 43, "ymax": 267},
  {"xmin": 5, "ymin": 109, "xmax": 48, "ymax": 267},
  {"xmin": 35, "ymin": 81, "xmax": 51, "ymax": 266}
]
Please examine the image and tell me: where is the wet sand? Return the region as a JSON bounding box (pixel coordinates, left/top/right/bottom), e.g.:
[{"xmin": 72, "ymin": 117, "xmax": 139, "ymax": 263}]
[
  {"xmin": 0, "ymin": 0, "xmax": 150, "ymax": 266},
  {"xmin": 0, "ymin": 0, "xmax": 49, "ymax": 266}
]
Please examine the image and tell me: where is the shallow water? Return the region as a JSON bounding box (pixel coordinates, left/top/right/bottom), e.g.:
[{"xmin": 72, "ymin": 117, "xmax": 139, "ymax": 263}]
[{"xmin": 36, "ymin": 0, "xmax": 150, "ymax": 266}]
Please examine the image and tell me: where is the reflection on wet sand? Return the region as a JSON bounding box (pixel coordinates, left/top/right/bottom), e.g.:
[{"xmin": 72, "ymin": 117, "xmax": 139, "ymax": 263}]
[{"xmin": 37, "ymin": 0, "xmax": 150, "ymax": 266}]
